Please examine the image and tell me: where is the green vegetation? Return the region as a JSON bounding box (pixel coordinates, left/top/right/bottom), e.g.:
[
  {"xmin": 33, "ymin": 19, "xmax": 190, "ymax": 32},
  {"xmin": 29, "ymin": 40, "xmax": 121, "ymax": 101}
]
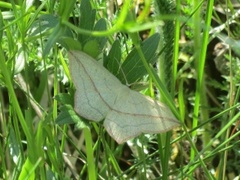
[{"xmin": 0, "ymin": 0, "xmax": 239, "ymax": 179}]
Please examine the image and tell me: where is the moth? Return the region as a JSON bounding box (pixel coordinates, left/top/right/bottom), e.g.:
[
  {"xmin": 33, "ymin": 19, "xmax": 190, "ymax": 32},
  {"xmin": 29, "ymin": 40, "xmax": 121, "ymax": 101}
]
[{"xmin": 69, "ymin": 50, "xmax": 179, "ymax": 144}]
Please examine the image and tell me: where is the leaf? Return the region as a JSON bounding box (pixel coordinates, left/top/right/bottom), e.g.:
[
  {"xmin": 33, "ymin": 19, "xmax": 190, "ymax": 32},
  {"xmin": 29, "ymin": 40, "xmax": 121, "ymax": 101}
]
[
  {"xmin": 43, "ymin": 24, "xmax": 67, "ymax": 57},
  {"xmin": 18, "ymin": 158, "xmax": 35, "ymax": 180},
  {"xmin": 83, "ymin": 40, "xmax": 99, "ymax": 58},
  {"xmin": 78, "ymin": 0, "xmax": 96, "ymax": 44},
  {"xmin": 117, "ymin": 33, "xmax": 160, "ymax": 84},
  {"xmin": 55, "ymin": 93, "xmax": 74, "ymax": 105},
  {"xmin": 69, "ymin": 50, "xmax": 179, "ymax": 144},
  {"xmin": 82, "ymin": 19, "xmax": 108, "ymax": 57},
  {"xmin": 106, "ymin": 40, "xmax": 121, "ymax": 76},
  {"xmin": 57, "ymin": 37, "xmax": 82, "ymax": 51},
  {"xmin": 92, "ymin": 18, "xmax": 107, "ymax": 51},
  {"xmin": 28, "ymin": 14, "xmax": 59, "ymax": 37}
]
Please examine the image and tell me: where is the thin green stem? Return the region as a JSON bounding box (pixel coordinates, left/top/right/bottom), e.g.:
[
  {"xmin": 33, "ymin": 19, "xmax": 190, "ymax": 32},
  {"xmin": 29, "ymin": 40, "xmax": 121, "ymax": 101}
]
[
  {"xmin": 171, "ymin": 0, "xmax": 181, "ymax": 96},
  {"xmin": 190, "ymin": 0, "xmax": 214, "ymax": 172},
  {"xmin": 0, "ymin": 47, "xmax": 35, "ymax": 161},
  {"xmin": 84, "ymin": 128, "xmax": 97, "ymax": 180}
]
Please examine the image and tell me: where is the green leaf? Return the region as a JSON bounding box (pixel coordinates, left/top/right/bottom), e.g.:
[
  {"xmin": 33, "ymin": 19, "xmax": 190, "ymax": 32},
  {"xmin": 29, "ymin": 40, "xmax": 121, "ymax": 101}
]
[
  {"xmin": 117, "ymin": 33, "xmax": 160, "ymax": 84},
  {"xmin": 9, "ymin": 128, "xmax": 21, "ymax": 165},
  {"xmin": 54, "ymin": 93, "xmax": 74, "ymax": 105},
  {"xmin": 78, "ymin": 0, "xmax": 96, "ymax": 44},
  {"xmin": 43, "ymin": 24, "xmax": 67, "ymax": 57},
  {"xmin": 82, "ymin": 19, "xmax": 107, "ymax": 58},
  {"xmin": 83, "ymin": 40, "xmax": 99, "ymax": 58},
  {"xmin": 58, "ymin": 37, "xmax": 82, "ymax": 51},
  {"xmin": 93, "ymin": 18, "xmax": 107, "ymax": 51},
  {"xmin": 28, "ymin": 14, "xmax": 59, "ymax": 37},
  {"xmin": 56, "ymin": 105, "xmax": 89, "ymax": 129},
  {"xmin": 106, "ymin": 40, "xmax": 121, "ymax": 76},
  {"xmin": 0, "ymin": 10, "xmax": 3, "ymax": 42},
  {"xmin": 58, "ymin": 0, "xmax": 76, "ymax": 21},
  {"xmin": 18, "ymin": 158, "xmax": 35, "ymax": 180}
]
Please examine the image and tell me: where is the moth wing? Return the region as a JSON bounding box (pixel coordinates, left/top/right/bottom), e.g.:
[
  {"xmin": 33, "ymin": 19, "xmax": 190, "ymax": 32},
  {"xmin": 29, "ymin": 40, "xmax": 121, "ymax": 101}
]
[
  {"xmin": 104, "ymin": 87, "xmax": 179, "ymax": 144},
  {"xmin": 69, "ymin": 51, "xmax": 123, "ymax": 121}
]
